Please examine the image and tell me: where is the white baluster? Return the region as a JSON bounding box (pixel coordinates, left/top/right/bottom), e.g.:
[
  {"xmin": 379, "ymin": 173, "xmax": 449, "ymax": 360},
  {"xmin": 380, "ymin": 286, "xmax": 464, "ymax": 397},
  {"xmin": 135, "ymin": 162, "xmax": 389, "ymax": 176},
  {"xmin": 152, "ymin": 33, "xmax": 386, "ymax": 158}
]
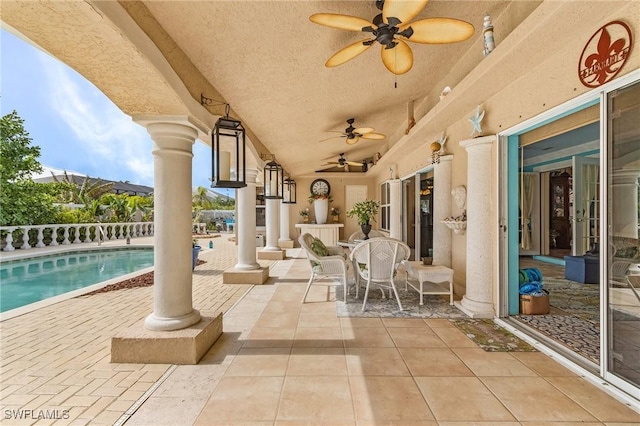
[
  {"xmin": 84, "ymin": 225, "xmax": 91, "ymax": 243},
  {"xmin": 21, "ymin": 227, "xmax": 32, "ymax": 250},
  {"xmin": 110, "ymin": 225, "xmax": 117, "ymax": 240},
  {"xmin": 3, "ymin": 227, "xmax": 16, "ymax": 251},
  {"xmin": 36, "ymin": 227, "xmax": 46, "ymax": 248},
  {"xmin": 73, "ymin": 225, "xmax": 82, "ymax": 244},
  {"xmin": 50, "ymin": 226, "xmax": 59, "ymax": 246},
  {"xmin": 62, "ymin": 227, "xmax": 70, "ymax": 245},
  {"xmin": 118, "ymin": 224, "xmax": 124, "ymax": 239}
]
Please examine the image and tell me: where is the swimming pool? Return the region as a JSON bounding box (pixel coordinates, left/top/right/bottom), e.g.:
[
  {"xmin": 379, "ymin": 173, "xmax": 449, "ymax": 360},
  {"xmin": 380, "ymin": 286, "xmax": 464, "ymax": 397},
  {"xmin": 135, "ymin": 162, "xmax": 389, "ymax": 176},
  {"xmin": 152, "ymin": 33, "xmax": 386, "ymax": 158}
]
[{"xmin": 0, "ymin": 248, "xmax": 154, "ymax": 313}]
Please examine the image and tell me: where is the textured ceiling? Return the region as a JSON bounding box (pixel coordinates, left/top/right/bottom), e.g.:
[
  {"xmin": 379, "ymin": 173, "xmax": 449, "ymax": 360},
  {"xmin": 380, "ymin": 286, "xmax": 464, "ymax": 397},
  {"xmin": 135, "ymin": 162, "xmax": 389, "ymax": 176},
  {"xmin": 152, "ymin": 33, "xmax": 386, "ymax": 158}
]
[{"xmin": 141, "ymin": 0, "xmax": 515, "ymax": 176}]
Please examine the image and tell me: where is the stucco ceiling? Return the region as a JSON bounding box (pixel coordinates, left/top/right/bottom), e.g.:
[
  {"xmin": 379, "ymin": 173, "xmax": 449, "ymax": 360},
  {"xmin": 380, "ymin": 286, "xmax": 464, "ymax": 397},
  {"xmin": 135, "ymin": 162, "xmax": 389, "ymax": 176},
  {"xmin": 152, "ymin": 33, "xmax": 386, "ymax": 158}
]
[{"xmin": 138, "ymin": 0, "xmax": 519, "ymax": 177}]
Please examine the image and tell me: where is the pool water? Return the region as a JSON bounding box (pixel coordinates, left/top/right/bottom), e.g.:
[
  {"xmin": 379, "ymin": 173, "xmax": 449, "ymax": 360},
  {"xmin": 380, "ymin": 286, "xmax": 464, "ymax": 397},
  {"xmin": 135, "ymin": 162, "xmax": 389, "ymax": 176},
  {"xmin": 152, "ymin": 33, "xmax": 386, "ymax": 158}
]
[{"xmin": 0, "ymin": 248, "xmax": 154, "ymax": 312}]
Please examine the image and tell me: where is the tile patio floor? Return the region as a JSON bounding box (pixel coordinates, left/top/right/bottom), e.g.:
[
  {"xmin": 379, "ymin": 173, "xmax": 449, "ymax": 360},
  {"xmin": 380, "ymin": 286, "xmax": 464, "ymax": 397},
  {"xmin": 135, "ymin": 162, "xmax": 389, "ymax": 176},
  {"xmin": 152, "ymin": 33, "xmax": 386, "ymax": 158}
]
[{"xmin": 1, "ymin": 235, "xmax": 639, "ymax": 425}]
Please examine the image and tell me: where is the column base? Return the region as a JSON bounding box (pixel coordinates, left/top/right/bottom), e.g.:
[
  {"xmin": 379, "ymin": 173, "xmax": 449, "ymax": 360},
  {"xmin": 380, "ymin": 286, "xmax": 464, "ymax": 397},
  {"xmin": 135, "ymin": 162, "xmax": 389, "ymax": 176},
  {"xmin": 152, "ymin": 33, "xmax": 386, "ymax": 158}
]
[
  {"xmin": 144, "ymin": 309, "xmax": 201, "ymax": 331},
  {"xmin": 257, "ymin": 249, "xmax": 285, "ymax": 260},
  {"xmin": 223, "ymin": 266, "xmax": 270, "ymax": 284},
  {"xmin": 455, "ymin": 297, "xmax": 494, "ymax": 319},
  {"xmin": 111, "ymin": 313, "xmax": 222, "ymax": 364},
  {"xmin": 278, "ymin": 239, "xmax": 294, "ymax": 249}
]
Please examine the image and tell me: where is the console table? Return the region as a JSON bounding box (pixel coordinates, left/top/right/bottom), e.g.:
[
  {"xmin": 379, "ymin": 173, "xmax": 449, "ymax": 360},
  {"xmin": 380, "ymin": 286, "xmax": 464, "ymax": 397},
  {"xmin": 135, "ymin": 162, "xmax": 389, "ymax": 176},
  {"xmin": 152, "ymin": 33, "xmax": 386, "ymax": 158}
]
[
  {"xmin": 295, "ymin": 223, "xmax": 343, "ymax": 246},
  {"xmin": 403, "ymin": 262, "xmax": 454, "ymax": 305}
]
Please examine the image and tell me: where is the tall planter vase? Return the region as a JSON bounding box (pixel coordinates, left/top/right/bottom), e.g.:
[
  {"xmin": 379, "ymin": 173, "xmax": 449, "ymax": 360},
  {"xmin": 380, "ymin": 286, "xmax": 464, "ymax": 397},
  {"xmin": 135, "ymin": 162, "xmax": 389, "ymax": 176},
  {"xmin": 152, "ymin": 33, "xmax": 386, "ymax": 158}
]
[
  {"xmin": 314, "ymin": 199, "xmax": 329, "ymax": 224},
  {"xmin": 361, "ymin": 222, "xmax": 372, "ymax": 239}
]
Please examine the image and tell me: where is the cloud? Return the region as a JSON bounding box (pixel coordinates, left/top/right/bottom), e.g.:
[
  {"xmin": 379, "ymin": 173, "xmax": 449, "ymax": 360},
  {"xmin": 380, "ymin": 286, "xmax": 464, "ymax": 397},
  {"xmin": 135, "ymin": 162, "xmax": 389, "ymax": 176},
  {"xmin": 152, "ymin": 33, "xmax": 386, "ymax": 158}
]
[{"xmin": 38, "ymin": 56, "xmax": 154, "ymax": 185}]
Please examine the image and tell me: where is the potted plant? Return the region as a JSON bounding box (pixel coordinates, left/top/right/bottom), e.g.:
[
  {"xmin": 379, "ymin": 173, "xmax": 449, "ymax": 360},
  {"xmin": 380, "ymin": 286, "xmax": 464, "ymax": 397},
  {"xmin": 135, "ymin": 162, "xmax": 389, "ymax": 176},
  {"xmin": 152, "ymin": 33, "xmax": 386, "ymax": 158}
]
[
  {"xmin": 330, "ymin": 207, "xmax": 340, "ymax": 223},
  {"xmin": 308, "ymin": 193, "xmax": 333, "ymax": 224},
  {"xmin": 299, "ymin": 208, "xmax": 310, "ymax": 223},
  {"xmin": 346, "ymin": 200, "xmax": 379, "ymax": 239},
  {"xmin": 192, "ymin": 238, "xmax": 201, "ymax": 270}
]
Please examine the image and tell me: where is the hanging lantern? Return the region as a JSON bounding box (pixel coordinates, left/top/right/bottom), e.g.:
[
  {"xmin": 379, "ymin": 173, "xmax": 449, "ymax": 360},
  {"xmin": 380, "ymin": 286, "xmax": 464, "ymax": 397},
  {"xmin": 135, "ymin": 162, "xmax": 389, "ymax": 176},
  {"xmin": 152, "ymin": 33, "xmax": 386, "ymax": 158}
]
[
  {"xmin": 263, "ymin": 157, "xmax": 283, "ymax": 199},
  {"xmin": 283, "ymin": 176, "xmax": 297, "ymax": 204},
  {"xmin": 430, "ymin": 141, "xmax": 441, "ymax": 164},
  {"xmin": 211, "ymin": 104, "xmax": 246, "ymax": 188}
]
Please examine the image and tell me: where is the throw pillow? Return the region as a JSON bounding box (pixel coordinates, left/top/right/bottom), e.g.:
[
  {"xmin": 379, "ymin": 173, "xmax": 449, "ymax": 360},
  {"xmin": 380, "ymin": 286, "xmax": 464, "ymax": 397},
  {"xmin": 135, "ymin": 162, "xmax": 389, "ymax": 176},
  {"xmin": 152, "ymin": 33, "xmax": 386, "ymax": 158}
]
[{"xmin": 310, "ymin": 238, "xmax": 328, "ymax": 257}]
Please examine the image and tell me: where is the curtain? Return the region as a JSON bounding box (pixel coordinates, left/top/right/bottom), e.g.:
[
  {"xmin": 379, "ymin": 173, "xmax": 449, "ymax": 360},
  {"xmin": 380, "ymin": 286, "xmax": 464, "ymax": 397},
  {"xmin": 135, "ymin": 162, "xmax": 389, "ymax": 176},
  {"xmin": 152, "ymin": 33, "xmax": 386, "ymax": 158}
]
[
  {"xmin": 582, "ymin": 163, "xmax": 599, "ymax": 250},
  {"xmin": 520, "ymin": 172, "xmax": 535, "ymax": 250}
]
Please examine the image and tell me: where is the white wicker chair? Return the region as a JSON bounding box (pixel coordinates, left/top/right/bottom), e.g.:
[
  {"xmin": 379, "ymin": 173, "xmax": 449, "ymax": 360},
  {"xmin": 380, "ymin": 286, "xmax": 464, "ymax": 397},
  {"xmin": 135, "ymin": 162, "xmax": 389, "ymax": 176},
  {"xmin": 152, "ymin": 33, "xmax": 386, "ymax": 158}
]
[
  {"xmin": 298, "ymin": 233, "xmax": 349, "ymax": 303},
  {"xmin": 349, "ymin": 237, "xmax": 410, "ymax": 311},
  {"xmin": 348, "ymin": 229, "xmax": 385, "ymax": 243},
  {"xmin": 611, "ymin": 260, "xmax": 640, "ymax": 303}
]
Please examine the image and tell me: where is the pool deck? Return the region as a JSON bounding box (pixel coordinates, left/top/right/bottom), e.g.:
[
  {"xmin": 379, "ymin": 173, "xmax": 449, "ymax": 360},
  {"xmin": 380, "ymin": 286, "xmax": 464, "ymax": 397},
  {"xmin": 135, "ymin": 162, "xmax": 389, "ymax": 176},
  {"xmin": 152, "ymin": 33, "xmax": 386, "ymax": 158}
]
[{"xmin": 1, "ymin": 235, "xmax": 639, "ymax": 424}]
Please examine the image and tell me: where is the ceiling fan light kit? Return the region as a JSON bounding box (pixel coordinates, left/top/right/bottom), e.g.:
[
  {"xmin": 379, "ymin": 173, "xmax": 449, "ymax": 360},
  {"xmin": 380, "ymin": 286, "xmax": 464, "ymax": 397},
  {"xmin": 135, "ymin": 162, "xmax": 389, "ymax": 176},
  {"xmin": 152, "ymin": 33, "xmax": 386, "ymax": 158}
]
[
  {"xmin": 321, "ymin": 118, "xmax": 386, "ymax": 145},
  {"xmin": 310, "ymin": 0, "xmax": 475, "ymax": 75}
]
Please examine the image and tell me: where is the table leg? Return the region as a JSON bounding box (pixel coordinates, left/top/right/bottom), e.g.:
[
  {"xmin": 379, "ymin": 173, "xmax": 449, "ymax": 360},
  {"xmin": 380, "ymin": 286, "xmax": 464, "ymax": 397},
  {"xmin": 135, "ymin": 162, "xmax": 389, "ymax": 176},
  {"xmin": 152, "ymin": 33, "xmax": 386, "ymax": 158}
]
[
  {"xmin": 419, "ymin": 280, "xmax": 424, "ymax": 305},
  {"xmin": 449, "ymin": 281, "xmax": 453, "ymax": 305}
]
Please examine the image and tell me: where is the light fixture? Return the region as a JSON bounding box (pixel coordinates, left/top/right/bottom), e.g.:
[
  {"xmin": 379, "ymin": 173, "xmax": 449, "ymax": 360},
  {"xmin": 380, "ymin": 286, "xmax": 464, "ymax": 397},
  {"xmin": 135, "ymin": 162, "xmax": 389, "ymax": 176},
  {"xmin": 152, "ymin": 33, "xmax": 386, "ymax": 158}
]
[
  {"xmin": 211, "ymin": 104, "xmax": 246, "ymax": 188},
  {"xmin": 263, "ymin": 156, "xmax": 283, "ymax": 199},
  {"xmin": 283, "ymin": 175, "xmax": 297, "ymax": 204}
]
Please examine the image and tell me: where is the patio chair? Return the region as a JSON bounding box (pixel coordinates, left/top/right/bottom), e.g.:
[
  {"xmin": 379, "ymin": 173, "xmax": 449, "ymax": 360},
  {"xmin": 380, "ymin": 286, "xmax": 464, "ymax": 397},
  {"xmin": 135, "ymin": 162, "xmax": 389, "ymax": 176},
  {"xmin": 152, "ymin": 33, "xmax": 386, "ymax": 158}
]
[
  {"xmin": 350, "ymin": 237, "xmax": 410, "ymax": 311},
  {"xmin": 298, "ymin": 233, "xmax": 349, "ymax": 303},
  {"xmin": 347, "ymin": 229, "xmax": 385, "ymax": 243},
  {"xmin": 611, "ymin": 260, "xmax": 640, "ymax": 303}
]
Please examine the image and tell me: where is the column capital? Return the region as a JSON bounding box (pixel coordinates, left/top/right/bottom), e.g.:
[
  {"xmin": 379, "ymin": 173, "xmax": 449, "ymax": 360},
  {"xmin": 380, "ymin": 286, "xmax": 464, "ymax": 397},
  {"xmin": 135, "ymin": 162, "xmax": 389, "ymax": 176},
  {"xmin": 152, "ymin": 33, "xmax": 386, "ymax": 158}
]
[
  {"xmin": 243, "ymin": 167, "xmax": 260, "ymax": 183},
  {"xmin": 460, "ymin": 135, "xmax": 497, "ymax": 149},
  {"xmin": 611, "ymin": 168, "xmax": 640, "ymax": 185},
  {"xmin": 437, "ymin": 154, "xmax": 454, "ymax": 164},
  {"xmin": 133, "ymin": 115, "xmax": 207, "ymax": 134}
]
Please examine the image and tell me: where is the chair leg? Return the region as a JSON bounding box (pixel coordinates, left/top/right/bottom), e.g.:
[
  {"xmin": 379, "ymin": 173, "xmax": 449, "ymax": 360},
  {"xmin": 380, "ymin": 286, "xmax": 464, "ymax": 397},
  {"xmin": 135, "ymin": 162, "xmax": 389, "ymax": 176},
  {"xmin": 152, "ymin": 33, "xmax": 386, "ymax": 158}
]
[
  {"xmin": 301, "ymin": 274, "xmax": 314, "ymax": 303},
  {"xmin": 342, "ymin": 272, "xmax": 348, "ymax": 303},
  {"xmin": 361, "ymin": 280, "xmax": 371, "ymax": 312},
  {"xmin": 390, "ymin": 280, "xmax": 403, "ymax": 311}
]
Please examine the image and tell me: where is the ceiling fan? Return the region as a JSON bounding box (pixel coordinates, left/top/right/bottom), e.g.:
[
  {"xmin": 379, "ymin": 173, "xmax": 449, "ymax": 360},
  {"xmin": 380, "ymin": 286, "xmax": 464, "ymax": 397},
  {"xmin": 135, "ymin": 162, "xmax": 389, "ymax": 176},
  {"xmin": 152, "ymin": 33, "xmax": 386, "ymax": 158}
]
[
  {"xmin": 321, "ymin": 118, "xmax": 386, "ymax": 145},
  {"xmin": 323, "ymin": 153, "xmax": 362, "ymax": 168},
  {"xmin": 310, "ymin": 0, "xmax": 474, "ymax": 75}
]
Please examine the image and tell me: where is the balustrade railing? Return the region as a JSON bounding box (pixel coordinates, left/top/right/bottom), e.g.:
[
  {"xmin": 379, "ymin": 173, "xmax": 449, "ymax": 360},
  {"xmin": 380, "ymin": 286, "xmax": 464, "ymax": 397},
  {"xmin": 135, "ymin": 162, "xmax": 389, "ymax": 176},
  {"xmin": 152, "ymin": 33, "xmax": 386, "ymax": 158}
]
[{"xmin": 0, "ymin": 222, "xmax": 155, "ymax": 252}]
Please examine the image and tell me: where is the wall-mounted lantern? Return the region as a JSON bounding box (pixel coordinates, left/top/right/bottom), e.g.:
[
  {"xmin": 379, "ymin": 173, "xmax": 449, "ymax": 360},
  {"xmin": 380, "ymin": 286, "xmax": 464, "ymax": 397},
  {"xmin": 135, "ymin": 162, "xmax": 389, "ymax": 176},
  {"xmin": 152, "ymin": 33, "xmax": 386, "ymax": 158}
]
[
  {"xmin": 263, "ymin": 157, "xmax": 283, "ymax": 199},
  {"xmin": 211, "ymin": 104, "xmax": 246, "ymax": 188},
  {"xmin": 283, "ymin": 176, "xmax": 297, "ymax": 204}
]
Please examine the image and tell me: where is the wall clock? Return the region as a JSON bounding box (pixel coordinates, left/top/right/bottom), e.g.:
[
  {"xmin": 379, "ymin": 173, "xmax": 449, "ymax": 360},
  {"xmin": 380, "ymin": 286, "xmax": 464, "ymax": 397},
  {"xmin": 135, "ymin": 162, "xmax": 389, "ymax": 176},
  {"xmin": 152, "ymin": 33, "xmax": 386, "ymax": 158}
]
[{"xmin": 310, "ymin": 178, "xmax": 331, "ymax": 196}]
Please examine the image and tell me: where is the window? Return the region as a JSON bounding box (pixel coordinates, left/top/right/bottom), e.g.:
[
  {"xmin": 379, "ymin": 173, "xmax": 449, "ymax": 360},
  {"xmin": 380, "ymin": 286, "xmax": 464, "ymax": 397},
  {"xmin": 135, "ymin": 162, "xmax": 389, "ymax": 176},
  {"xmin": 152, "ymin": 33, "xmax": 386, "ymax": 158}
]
[{"xmin": 380, "ymin": 182, "xmax": 390, "ymax": 231}]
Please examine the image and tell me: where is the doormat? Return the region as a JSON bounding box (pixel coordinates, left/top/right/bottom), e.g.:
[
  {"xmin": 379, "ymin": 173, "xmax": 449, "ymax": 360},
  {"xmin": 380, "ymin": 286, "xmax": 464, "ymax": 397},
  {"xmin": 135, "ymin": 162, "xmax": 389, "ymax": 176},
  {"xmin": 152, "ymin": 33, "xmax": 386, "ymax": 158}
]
[
  {"xmin": 515, "ymin": 314, "xmax": 599, "ymax": 363},
  {"xmin": 450, "ymin": 319, "xmax": 537, "ymax": 352}
]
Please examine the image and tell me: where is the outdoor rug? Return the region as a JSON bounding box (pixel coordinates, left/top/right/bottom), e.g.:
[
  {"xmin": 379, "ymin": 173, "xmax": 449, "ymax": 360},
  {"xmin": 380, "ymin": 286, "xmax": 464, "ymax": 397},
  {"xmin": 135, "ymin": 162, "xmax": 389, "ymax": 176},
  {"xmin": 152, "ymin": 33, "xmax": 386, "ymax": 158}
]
[
  {"xmin": 335, "ymin": 284, "xmax": 467, "ymax": 319},
  {"xmin": 450, "ymin": 319, "xmax": 537, "ymax": 352},
  {"xmin": 516, "ymin": 314, "xmax": 600, "ymax": 363},
  {"xmin": 543, "ymin": 278, "xmax": 599, "ymax": 323}
]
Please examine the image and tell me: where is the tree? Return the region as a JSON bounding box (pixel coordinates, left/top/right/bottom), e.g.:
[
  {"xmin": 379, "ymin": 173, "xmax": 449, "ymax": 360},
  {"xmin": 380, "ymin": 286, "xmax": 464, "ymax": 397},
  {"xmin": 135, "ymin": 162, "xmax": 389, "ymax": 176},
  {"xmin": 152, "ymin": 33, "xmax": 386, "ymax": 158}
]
[
  {"xmin": 0, "ymin": 111, "xmax": 62, "ymax": 226},
  {"xmin": 52, "ymin": 171, "xmax": 114, "ymax": 204}
]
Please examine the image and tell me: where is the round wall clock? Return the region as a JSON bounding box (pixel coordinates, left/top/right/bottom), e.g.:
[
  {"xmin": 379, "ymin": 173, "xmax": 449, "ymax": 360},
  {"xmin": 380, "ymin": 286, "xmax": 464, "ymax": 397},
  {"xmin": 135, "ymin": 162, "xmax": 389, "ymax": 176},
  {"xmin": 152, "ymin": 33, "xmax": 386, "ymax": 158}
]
[{"xmin": 310, "ymin": 178, "xmax": 331, "ymax": 196}]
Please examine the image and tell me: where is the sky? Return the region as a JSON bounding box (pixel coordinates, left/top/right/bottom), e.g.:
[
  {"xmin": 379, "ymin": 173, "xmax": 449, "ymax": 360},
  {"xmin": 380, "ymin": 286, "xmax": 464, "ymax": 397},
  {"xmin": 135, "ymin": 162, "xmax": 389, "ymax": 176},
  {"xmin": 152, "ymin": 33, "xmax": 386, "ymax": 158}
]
[{"xmin": 0, "ymin": 28, "xmax": 214, "ymax": 191}]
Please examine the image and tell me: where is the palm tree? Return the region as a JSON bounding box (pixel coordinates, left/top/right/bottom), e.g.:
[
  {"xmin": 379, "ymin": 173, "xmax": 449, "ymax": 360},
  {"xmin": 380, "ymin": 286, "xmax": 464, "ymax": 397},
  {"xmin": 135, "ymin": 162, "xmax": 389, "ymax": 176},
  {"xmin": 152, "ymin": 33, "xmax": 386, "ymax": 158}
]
[{"xmin": 53, "ymin": 171, "xmax": 113, "ymax": 204}]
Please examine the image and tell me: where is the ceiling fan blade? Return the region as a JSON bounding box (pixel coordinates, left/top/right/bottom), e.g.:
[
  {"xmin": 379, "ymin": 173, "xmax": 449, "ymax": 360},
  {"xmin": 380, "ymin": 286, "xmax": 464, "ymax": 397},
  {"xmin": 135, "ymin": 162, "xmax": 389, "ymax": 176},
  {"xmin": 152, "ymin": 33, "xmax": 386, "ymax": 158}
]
[
  {"xmin": 318, "ymin": 135, "xmax": 345, "ymax": 142},
  {"xmin": 399, "ymin": 18, "xmax": 474, "ymax": 44},
  {"xmin": 346, "ymin": 136, "xmax": 360, "ymax": 145},
  {"xmin": 353, "ymin": 127, "xmax": 374, "ymax": 135},
  {"xmin": 381, "ymin": 40, "xmax": 413, "ymax": 75},
  {"xmin": 360, "ymin": 132, "xmax": 386, "ymax": 140},
  {"xmin": 383, "ymin": 0, "xmax": 428, "ymax": 25},
  {"xmin": 309, "ymin": 13, "xmax": 373, "ymax": 32},
  {"xmin": 346, "ymin": 161, "xmax": 362, "ymax": 167},
  {"xmin": 325, "ymin": 39, "xmax": 373, "ymax": 67}
]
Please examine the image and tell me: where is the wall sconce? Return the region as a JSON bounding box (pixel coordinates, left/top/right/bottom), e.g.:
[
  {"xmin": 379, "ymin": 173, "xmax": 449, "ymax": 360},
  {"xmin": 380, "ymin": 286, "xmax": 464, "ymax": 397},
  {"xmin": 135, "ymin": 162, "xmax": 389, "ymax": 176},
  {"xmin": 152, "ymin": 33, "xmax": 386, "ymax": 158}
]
[
  {"xmin": 263, "ymin": 157, "xmax": 283, "ymax": 199},
  {"xmin": 283, "ymin": 176, "xmax": 297, "ymax": 204},
  {"xmin": 211, "ymin": 104, "xmax": 246, "ymax": 188}
]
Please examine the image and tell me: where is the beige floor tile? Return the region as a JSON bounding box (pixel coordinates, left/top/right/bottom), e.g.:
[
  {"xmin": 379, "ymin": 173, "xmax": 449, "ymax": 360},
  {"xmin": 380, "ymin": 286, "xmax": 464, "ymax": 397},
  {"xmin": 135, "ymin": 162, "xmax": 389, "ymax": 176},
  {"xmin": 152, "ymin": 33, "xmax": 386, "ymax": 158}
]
[
  {"xmin": 510, "ymin": 352, "xmax": 577, "ymax": 377},
  {"xmin": 481, "ymin": 376, "xmax": 598, "ymax": 422},
  {"xmin": 287, "ymin": 347, "xmax": 347, "ymax": 376},
  {"xmin": 387, "ymin": 327, "xmax": 447, "ymax": 348},
  {"xmin": 453, "ymin": 347, "xmax": 538, "ymax": 376},
  {"xmin": 415, "ymin": 377, "xmax": 516, "ymax": 422},
  {"xmin": 423, "ymin": 319, "xmax": 455, "ymax": 328},
  {"xmin": 254, "ymin": 311, "xmax": 300, "ymax": 328},
  {"xmin": 382, "ymin": 318, "xmax": 431, "ymax": 328},
  {"xmin": 298, "ymin": 312, "xmax": 341, "ymax": 328},
  {"xmin": 277, "ymin": 376, "xmax": 354, "ymax": 422},
  {"xmin": 546, "ymin": 376, "xmax": 640, "ymax": 422},
  {"xmin": 299, "ymin": 301, "xmax": 337, "ymax": 314},
  {"xmin": 340, "ymin": 317, "xmax": 384, "ymax": 328},
  {"xmin": 196, "ymin": 376, "xmax": 283, "ymax": 423},
  {"xmin": 243, "ymin": 327, "xmax": 296, "ymax": 348},
  {"xmin": 431, "ymin": 326, "xmax": 477, "ymax": 347},
  {"xmin": 345, "ymin": 347, "xmax": 411, "ymax": 376},
  {"xmin": 399, "ymin": 347, "xmax": 473, "ymax": 377},
  {"xmin": 225, "ymin": 347, "xmax": 290, "ymax": 376},
  {"xmin": 293, "ymin": 326, "xmax": 344, "ymax": 348},
  {"xmin": 342, "ymin": 327, "xmax": 395, "ymax": 348},
  {"xmin": 350, "ymin": 376, "xmax": 434, "ymax": 422}
]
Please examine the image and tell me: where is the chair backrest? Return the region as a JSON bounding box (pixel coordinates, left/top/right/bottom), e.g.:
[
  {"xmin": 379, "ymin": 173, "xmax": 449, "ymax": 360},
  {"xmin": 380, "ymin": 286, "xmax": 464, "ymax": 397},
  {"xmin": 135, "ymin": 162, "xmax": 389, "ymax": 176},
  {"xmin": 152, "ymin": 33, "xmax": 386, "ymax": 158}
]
[
  {"xmin": 348, "ymin": 229, "xmax": 385, "ymax": 243},
  {"xmin": 350, "ymin": 237, "xmax": 410, "ymax": 281},
  {"xmin": 299, "ymin": 233, "xmax": 321, "ymax": 262}
]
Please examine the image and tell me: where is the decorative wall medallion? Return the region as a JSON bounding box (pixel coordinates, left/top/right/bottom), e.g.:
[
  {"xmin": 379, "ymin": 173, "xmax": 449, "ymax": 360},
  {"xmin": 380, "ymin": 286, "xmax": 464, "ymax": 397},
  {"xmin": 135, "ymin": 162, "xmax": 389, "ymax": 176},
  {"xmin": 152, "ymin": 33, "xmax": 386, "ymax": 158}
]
[{"xmin": 578, "ymin": 21, "xmax": 632, "ymax": 88}]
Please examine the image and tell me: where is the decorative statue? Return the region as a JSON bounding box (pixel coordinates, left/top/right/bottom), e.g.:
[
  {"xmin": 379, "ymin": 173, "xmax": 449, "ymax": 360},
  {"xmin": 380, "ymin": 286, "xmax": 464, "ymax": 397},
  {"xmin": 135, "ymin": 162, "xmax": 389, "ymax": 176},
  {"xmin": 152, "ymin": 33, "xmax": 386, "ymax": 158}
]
[
  {"xmin": 483, "ymin": 14, "xmax": 495, "ymax": 56},
  {"xmin": 452, "ymin": 185, "xmax": 467, "ymax": 211},
  {"xmin": 469, "ymin": 105, "xmax": 485, "ymax": 137}
]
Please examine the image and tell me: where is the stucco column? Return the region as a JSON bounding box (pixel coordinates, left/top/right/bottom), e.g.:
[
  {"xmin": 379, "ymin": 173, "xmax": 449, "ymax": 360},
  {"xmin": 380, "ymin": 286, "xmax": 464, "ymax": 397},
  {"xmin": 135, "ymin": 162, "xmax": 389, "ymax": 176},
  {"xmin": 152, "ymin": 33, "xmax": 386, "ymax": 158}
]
[
  {"xmin": 279, "ymin": 202, "xmax": 292, "ymax": 243},
  {"xmin": 143, "ymin": 121, "xmax": 201, "ymax": 331},
  {"xmin": 236, "ymin": 168, "xmax": 260, "ymax": 270},
  {"xmin": 264, "ymin": 198, "xmax": 281, "ymax": 250},
  {"xmin": 457, "ymin": 136, "xmax": 496, "ymax": 318},
  {"xmin": 611, "ymin": 169, "xmax": 640, "ymax": 239},
  {"xmin": 433, "ymin": 155, "xmax": 453, "ymax": 267},
  {"xmin": 388, "ymin": 179, "xmax": 402, "ymax": 240}
]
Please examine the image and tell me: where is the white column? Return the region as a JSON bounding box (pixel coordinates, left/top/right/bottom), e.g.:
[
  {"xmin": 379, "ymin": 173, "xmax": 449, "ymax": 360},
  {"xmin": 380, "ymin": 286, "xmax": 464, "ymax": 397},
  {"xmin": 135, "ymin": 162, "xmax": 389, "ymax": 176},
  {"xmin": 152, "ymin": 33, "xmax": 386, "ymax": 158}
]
[
  {"xmin": 264, "ymin": 198, "xmax": 281, "ymax": 250},
  {"xmin": 433, "ymin": 155, "xmax": 453, "ymax": 267},
  {"xmin": 611, "ymin": 169, "xmax": 640, "ymax": 239},
  {"xmin": 143, "ymin": 121, "xmax": 201, "ymax": 331},
  {"xmin": 236, "ymin": 168, "xmax": 260, "ymax": 270},
  {"xmin": 457, "ymin": 136, "xmax": 496, "ymax": 318},
  {"xmin": 388, "ymin": 179, "xmax": 402, "ymax": 240},
  {"xmin": 279, "ymin": 202, "xmax": 292, "ymax": 243}
]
